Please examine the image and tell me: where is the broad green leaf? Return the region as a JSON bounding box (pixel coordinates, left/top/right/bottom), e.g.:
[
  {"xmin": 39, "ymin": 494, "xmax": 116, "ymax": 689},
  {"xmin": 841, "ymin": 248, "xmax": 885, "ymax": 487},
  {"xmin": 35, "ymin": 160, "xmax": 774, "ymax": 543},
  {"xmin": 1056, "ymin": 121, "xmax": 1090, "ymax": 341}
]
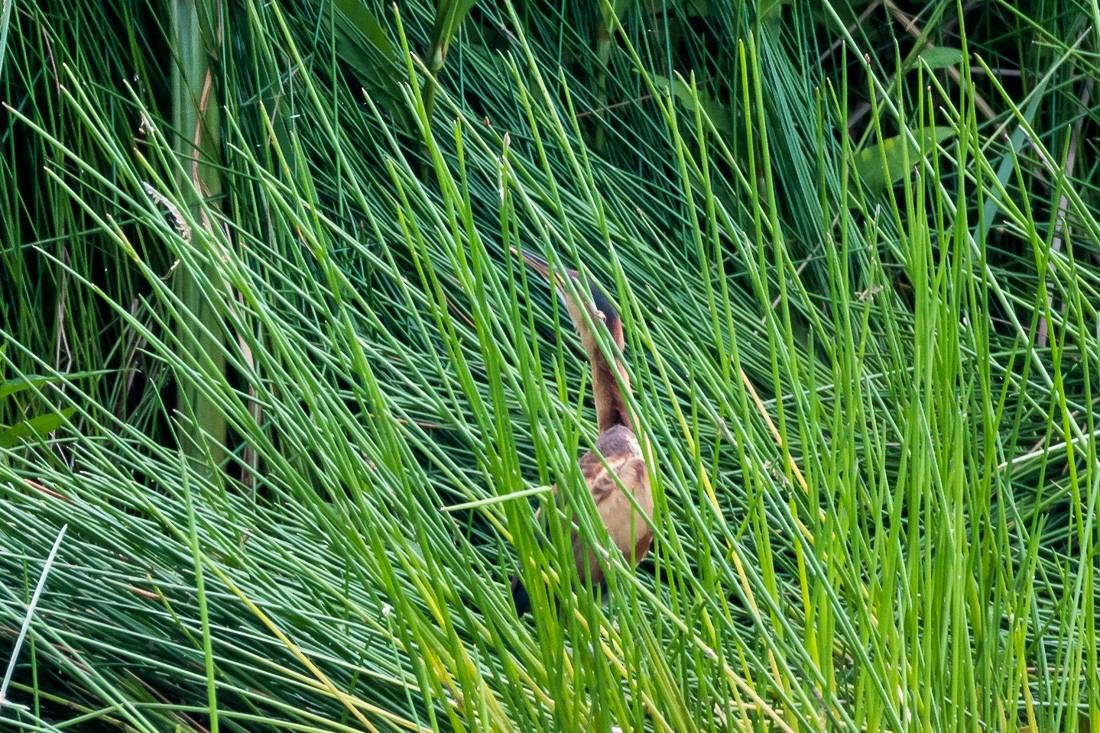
[
  {"xmin": 333, "ymin": 0, "xmax": 393, "ymax": 57},
  {"xmin": 429, "ymin": 0, "xmax": 479, "ymax": 70},
  {"xmin": 330, "ymin": 0, "xmax": 407, "ymax": 118},
  {"xmin": 1, "ymin": 371, "xmax": 107, "ymax": 400},
  {"xmin": 684, "ymin": 0, "xmax": 710, "ymax": 18},
  {"xmin": 0, "ymin": 0, "xmax": 12, "ymax": 81},
  {"xmin": 919, "ymin": 47, "xmax": 964, "ymax": 70},
  {"xmin": 652, "ymin": 74, "xmax": 733, "ymax": 137},
  {"xmin": 599, "ymin": 0, "xmax": 635, "ymax": 27},
  {"xmin": 0, "ymin": 408, "xmax": 76, "ymax": 448},
  {"xmin": 759, "ymin": 0, "xmax": 791, "ymax": 20},
  {"xmin": 855, "ymin": 126, "xmax": 954, "ymax": 195},
  {"xmin": 811, "ymin": 0, "xmax": 865, "ymax": 28},
  {"xmin": 1, "ymin": 375, "xmax": 60, "ymax": 400}
]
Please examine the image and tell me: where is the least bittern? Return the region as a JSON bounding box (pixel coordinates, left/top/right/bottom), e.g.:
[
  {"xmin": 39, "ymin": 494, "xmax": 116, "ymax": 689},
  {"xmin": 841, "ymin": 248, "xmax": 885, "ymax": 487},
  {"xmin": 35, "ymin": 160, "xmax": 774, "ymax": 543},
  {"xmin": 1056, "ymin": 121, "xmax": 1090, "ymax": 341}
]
[{"xmin": 510, "ymin": 249, "xmax": 654, "ymax": 616}]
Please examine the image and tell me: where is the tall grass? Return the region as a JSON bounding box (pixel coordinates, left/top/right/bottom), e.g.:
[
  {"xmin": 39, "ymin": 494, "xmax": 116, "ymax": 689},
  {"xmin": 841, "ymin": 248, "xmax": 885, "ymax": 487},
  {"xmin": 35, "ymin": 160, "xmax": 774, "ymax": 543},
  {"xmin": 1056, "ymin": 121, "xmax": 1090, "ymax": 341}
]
[{"xmin": 2, "ymin": 0, "xmax": 1098, "ymax": 730}]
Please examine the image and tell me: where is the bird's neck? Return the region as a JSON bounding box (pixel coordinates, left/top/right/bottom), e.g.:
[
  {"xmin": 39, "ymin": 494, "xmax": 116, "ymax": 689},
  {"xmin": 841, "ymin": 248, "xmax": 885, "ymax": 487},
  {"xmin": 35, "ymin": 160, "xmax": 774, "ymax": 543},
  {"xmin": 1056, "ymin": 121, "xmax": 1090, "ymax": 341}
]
[
  {"xmin": 588, "ymin": 343, "xmax": 632, "ymax": 433},
  {"xmin": 568, "ymin": 288, "xmax": 633, "ymax": 433}
]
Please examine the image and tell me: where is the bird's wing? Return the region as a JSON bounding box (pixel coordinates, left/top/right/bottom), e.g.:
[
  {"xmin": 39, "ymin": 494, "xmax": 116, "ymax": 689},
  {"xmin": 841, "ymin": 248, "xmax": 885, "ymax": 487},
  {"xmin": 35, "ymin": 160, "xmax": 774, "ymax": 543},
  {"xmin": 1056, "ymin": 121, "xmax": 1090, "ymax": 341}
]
[
  {"xmin": 578, "ymin": 435, "xmax": 652, "ymax": 565},
  {"xmin": 521, "ymin": 428, "xmax": 652, "ymax": 600}
]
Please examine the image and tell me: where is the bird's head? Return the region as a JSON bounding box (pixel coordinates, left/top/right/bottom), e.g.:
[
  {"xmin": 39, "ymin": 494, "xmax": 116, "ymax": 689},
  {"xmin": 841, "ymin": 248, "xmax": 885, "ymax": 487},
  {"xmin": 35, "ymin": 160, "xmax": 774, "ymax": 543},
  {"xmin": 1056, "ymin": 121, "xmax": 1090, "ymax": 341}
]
[{"xmin": 513, "ymin": 248, "xmax": 624, "ymax": 350}]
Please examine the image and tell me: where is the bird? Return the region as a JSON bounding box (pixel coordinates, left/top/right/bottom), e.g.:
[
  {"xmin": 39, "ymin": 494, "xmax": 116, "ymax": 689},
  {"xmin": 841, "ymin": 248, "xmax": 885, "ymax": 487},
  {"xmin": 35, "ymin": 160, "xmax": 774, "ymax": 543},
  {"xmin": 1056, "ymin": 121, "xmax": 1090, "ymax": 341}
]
[{"xmin": 509, "ymin": 248, "xmax": 654, "ymax": 616}]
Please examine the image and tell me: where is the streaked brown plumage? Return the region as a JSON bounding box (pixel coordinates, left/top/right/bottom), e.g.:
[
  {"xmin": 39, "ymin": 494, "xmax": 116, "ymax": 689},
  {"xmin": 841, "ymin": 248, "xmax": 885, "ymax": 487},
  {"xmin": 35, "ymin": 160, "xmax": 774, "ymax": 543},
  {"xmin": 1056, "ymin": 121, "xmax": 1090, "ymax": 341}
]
[{"xmin": 510, "ymin": 249, "xmax": 654, "ymax": 616}]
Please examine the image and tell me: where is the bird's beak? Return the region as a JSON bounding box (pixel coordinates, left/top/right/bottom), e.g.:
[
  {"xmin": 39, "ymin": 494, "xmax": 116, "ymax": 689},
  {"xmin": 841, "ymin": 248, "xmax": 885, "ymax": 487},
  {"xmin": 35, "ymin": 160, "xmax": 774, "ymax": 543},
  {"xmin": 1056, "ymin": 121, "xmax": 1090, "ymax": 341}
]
[
  {"xmin": 517, "ymin": 248, "xmax": 553, "ymax": 280},
  {"xmin": 510, "ymin": 247, "xmax": 579, "ymax": 286}
]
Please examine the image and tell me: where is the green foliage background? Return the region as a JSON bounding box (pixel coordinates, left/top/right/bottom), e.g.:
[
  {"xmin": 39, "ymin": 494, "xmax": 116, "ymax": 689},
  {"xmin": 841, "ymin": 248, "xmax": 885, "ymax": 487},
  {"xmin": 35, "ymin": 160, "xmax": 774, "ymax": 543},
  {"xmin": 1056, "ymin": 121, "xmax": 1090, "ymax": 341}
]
[{"xmin": 1, "ymin": 0, "xmax": 1099, "ymax": 730}]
